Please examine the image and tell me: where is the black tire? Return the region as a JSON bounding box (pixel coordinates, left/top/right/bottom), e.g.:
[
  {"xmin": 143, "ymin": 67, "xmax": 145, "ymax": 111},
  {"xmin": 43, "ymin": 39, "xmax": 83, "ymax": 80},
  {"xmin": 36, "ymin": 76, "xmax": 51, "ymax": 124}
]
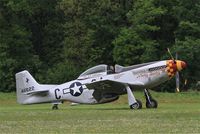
[
  {"xmin": 130, "ymin": 99, "xmax": 142, "ymax": 109},
  {"xmin": 136, "ymin": 99, "xmax": 142, "ymax": 109},
  {"xmin": 146, "ymin": 99, "xmax": 158, "ymax": 108}
]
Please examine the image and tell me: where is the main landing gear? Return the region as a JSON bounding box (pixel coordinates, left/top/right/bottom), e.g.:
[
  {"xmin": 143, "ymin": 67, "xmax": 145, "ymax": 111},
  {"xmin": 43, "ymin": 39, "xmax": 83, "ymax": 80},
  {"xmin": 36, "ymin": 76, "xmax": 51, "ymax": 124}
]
[
  {"xmin": 125, "ymin": 85, "xmax": 142, "ymax": 110},
  {"xmin": 144, "ymin": 89, "xmax": 158, "ymax": 108},
  {"xmin": 125, "ymin": 85, "xmax": 157, "ymax": 110}
]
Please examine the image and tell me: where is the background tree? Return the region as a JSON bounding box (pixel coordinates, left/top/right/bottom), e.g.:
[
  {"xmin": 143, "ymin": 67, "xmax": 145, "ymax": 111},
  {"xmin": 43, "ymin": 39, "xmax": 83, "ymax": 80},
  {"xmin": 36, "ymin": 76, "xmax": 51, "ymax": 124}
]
[
  {"xmin": 0, "ymin": 0, "xmax": 199, "ymax": 92},
  {"xmin": 113, "ymin": 0, "xmax": 166, "ymax": 65}
]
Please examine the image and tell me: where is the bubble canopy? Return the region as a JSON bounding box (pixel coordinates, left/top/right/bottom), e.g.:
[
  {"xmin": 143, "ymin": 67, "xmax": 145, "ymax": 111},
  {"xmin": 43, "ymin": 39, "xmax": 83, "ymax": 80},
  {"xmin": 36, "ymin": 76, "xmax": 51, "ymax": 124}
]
[{"xmin": 78, "ymin": 64, "xmax": 108, "ymax": 79}]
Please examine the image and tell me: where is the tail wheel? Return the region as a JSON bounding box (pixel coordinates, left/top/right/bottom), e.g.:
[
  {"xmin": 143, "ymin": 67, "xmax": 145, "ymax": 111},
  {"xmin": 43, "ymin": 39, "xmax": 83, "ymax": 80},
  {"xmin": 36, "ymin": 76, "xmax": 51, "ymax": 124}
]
[
  {"xmin": 146, "ymin": 99, "xmax": 158, "ymax": 108},
  {"xmin": 130, "ymin": 99, "xmax": 142, "ymax": 109},
  {"xmin": 52, "ymin": 104, "xmax": 58, "ymax": 110}
]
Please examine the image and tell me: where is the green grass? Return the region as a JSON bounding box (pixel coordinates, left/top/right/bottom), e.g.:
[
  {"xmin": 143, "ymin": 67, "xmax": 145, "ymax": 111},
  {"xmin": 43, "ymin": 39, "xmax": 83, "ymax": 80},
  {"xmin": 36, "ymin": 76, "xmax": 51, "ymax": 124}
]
[{"xmin": 0, "ymin": 91, "xmax": 200, "ymax": 133}]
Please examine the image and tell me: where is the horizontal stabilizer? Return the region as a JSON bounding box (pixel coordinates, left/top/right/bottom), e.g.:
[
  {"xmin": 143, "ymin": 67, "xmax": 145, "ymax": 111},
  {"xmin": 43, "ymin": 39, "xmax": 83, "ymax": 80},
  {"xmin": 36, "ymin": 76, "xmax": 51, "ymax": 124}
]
[{"xmin": 24, "ymin": 89, "xmax": 49, "ymax": 95}]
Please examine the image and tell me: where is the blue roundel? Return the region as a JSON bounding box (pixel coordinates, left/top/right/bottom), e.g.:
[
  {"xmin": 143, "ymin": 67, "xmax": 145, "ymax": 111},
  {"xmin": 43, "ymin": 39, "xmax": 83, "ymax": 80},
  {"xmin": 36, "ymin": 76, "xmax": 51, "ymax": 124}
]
[{"xmin": 69, "ymin": 82, "xmax": 83, "ymax": 97}]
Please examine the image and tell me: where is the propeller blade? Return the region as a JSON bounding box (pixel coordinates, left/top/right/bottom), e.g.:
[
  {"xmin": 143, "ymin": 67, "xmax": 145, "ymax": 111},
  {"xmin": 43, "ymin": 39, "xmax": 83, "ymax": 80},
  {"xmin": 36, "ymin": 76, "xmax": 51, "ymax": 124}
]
[
  {"xmin": 176, "ymin": 72, "xmax": 180, "ymax": 92},
  {"xmin": 175, "ymin": 52, "xmax": 178, "ymax": 60},
  {"xmin": 184, "ymin": 79, "xmax": 187, "ymax": 86},
  {"xmin": 167, "ymin": 48, "xmax": 175, "ymax": 61},
  {"xmin": 175, "ymin": 52, "xmax": 180, "ymax": 92}
]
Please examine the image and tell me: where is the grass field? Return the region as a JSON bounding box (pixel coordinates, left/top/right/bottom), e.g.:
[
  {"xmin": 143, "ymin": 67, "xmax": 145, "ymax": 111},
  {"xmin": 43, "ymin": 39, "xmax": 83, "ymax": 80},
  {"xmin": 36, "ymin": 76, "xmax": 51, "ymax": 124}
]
[{"xmin": 0, "ymin": 91, "xmax": 200, "ymax": 134}]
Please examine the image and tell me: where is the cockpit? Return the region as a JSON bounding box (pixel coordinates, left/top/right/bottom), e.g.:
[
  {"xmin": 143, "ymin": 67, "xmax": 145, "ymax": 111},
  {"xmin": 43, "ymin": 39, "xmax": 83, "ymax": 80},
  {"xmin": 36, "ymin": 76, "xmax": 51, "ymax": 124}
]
[
  {"xmin": 77, "ymin": 64, "xmax": 114, "ymax": 80},
  {"xmin": 79, "ymin": 64, "xmax": 107, "ymax": 76}
]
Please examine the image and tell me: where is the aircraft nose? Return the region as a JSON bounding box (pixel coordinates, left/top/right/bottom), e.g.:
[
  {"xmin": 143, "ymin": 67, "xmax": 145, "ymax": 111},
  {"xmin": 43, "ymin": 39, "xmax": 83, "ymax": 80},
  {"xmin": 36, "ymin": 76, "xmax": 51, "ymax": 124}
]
[
  {"xmin": 181, "ymin": 61, "xmax": 187, "ymax": 69},
  {"xmin": 176, "ymin": 60, "xmax": 187, "ymax": 71}
]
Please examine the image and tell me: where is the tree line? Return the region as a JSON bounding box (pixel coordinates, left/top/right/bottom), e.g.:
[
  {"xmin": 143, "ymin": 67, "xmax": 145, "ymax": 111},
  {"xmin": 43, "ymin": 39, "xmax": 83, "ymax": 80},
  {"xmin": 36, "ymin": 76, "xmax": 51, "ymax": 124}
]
[{"xmin": 0, "ymin": 0, "xmax": 200, "ymax": 92}]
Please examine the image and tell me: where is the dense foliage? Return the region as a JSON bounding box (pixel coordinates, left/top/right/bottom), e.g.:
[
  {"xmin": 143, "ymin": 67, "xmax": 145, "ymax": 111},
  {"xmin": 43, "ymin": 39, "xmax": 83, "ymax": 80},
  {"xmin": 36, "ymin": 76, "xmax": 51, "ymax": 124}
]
[{"xmin": 0, "ymin": 0, "xmax": 199, "ymax": 92}]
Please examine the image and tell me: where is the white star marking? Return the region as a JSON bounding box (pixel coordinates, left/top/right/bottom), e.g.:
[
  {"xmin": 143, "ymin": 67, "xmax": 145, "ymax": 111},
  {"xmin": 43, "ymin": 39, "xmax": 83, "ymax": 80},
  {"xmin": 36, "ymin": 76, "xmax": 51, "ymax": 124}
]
[{"xmin": 71, "ymin": 83, "xmax": 81, "ymax": 95}]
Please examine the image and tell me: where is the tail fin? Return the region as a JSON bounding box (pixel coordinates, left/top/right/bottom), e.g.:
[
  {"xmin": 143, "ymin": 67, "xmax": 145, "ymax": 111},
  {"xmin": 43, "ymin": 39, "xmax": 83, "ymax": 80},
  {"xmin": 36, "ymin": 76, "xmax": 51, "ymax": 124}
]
[{"xmin": 15, "ymin": 70, "xmax": 40, "ymax": 104}]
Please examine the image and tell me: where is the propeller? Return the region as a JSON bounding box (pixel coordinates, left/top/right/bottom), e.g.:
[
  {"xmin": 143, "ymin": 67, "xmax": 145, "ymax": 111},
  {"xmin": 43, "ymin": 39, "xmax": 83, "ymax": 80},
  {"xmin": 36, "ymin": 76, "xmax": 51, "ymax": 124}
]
[{"xmin": 167, "ymin": 48, "xmax": 180, "ymax": 92}]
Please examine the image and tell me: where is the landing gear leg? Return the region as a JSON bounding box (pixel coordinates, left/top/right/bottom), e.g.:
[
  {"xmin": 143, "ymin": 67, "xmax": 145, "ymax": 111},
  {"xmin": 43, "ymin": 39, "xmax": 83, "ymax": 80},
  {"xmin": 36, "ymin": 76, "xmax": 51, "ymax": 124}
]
[
  {"xmin": 52, "ymin": 104, "xmax": 59, "ymax": 110},
  {"xmin": 144, "ymin": 89, "xmax": 158, "ymax": 108},
  {"xmin": 125, "ymin": 85, "xmax": 142, "ymax": 109}
]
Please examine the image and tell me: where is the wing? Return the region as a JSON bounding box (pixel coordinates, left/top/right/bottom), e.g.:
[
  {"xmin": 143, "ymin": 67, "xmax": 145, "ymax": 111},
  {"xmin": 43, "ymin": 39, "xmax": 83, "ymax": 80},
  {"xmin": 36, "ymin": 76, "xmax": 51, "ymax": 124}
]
[
  {"xmin": 85, "ymin": 80, "xmax": 124, "ymax": 102},
  {"xmin": 86, "ymin": 79, "xmax": 144, "ymax": 89},
  {"xmin": 85, "ymin": 80, "xmax": 144, "ymax": 102}
]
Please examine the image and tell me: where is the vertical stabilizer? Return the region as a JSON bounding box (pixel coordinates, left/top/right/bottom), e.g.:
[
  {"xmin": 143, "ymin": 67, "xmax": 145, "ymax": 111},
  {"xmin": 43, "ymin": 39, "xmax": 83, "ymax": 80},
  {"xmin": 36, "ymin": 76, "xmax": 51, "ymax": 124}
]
[{"xmin": 15, "ymin": 70, "xmax": 40, "ymax": 104}]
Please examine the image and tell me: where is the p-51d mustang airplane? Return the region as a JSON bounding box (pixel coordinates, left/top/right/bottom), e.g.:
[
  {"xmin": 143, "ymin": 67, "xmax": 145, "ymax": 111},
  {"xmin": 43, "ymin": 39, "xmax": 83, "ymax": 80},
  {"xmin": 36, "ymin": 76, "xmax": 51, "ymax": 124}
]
[{"xmin": 16, "ymin": 59, "xmax": 186, "ymax": 110}]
